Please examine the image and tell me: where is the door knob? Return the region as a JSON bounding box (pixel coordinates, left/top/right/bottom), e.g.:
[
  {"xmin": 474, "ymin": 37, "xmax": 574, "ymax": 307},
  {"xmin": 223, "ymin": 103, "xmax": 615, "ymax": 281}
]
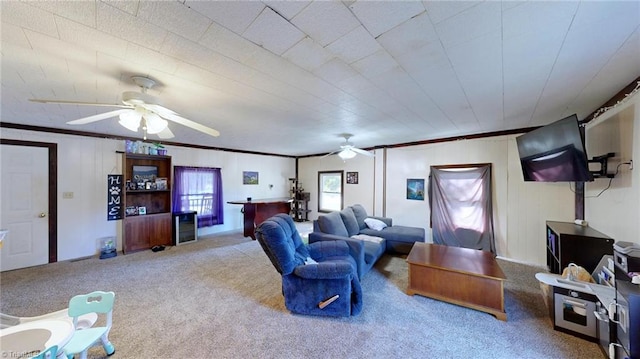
[{"xmin": 39, "ymin": 213, "xmax": 47, "ymax": 218}]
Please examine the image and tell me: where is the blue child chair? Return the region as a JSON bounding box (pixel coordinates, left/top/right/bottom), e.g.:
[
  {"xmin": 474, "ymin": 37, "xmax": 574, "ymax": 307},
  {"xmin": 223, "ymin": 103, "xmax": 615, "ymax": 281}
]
[
  {"xmin": 31, "ymin": 345, "xmax": 57, "ymax": 359},
  {"xmin": 256, "ymin": 214, "xmax": 363, "ymax": 317},
  {"xmin": 64, "ymin": 291, "xmax": 115, "ymax": 359}
]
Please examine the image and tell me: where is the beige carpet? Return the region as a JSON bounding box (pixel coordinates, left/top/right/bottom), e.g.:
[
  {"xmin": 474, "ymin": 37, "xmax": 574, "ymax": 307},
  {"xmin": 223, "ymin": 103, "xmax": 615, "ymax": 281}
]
[{"xmin": 0, "ymin": 231, "xmax": 603, "ymax": 359}]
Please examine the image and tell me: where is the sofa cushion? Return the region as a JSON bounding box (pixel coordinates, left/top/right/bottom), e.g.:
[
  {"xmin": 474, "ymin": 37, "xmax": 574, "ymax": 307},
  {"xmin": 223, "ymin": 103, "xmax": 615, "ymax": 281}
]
[
  {"xmin": 340, "ymin": 207, "xmax": 360, "ymax": 236},
  {"xmin": 317, "ymin": 211, "xmax": 349, "ymax": 237},
  {"xmin": 350, "ymin": 204, "xmax": 369, "ymax": 230},
  {"xmin": 361, "ymin": 225, "xmax": 424, "ymax": 244},
  {"xmin": 363, "ymin": 240, "xmax": 386, "ymax": 266},
  {"xmin": 364, "ymin": 218, "xmax": 387, "ymax": 231}
]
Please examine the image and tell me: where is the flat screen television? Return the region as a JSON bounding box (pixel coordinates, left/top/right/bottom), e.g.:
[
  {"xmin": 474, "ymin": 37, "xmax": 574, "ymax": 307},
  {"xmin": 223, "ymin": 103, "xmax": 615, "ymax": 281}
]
[{"xmin": 516, "ymin": 114, "xmax": 593, "ymax": 182}]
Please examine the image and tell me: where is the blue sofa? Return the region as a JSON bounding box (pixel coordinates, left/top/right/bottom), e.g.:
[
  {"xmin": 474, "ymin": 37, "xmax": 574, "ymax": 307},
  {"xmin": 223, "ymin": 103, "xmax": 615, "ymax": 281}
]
[{"xmin": 309, "ymin": 204, "xmax": 425, "ymax": 279}]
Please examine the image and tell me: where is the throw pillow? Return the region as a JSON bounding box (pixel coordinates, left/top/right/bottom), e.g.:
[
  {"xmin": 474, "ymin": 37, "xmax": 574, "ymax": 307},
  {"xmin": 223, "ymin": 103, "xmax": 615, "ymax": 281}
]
[
  {"xmin": 317, "ymin": 211, "xmax": 349, "ymax": 237},
  {"xmin": 364, "ymin": 218, "xmax": 387, "ymax": 231},
  {"xmin": 340, "ymin": 207, "xmax": 360, "ymax": 236},
  {"xmin": 351, "ymin": 204, "xmax": 369, "ymax": 230}
]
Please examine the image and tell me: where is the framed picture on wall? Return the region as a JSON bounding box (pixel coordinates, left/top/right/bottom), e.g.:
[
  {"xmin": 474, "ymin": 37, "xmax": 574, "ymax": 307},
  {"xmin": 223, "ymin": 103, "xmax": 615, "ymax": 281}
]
[
  {"xmin": 406, "ymin": 178, "xmax": 425, "ymax": 200},
  {"xmin": 346, "ymin": 172, "xmax": 358, "ymax": 184},
  {"xmin": 243, "ymin": 171, "xmax": 259, "ymax": 185}
]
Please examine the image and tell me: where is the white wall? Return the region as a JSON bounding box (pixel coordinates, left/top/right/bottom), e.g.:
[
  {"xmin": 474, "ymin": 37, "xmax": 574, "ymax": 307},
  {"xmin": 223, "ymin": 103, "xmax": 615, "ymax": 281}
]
[
  {"xmin": 585, "ymin": 93, "xmax": 639, "ymax": 247},
  {"xmin": 299, "ymin": 135, "xmax": 578, "ymax": 266},
  {"xmin": 0, "ymin": 128, "xmax": 295, "ymax": 261}
]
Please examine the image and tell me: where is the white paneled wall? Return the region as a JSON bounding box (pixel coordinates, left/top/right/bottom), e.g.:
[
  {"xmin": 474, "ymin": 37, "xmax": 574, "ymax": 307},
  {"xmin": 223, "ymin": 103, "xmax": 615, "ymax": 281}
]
[
  {"xmin": 0, "ymin": 128, "xmax": 295, "ymax": 261},
  {"xmin": 299, "ymin": 134, "xmax": 578, "ymax": 266},
  {"xmin": 585, "ymin": 94, "xmax": 639, "ymax": 247}
]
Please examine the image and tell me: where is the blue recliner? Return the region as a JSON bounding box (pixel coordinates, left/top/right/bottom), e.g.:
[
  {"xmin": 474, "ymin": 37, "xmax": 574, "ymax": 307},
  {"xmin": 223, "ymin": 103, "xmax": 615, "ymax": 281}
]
[{"xmin": 255, "ymin": 214, "xmax": 363, "ymax": 317}]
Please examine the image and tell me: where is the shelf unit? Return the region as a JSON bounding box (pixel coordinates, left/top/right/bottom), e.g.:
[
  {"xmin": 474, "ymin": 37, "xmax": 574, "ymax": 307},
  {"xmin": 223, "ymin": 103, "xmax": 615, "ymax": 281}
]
[
  {"xmin": 546, "ymin": 221, "xmax": 614, "ymax": 274},
  {"xmin": 122, "ymin": 153, "xmax": 172, "ymax": 253},
  {"xmin": 289, "ymin": 178, "xmax": 311, "ymax": 222}
]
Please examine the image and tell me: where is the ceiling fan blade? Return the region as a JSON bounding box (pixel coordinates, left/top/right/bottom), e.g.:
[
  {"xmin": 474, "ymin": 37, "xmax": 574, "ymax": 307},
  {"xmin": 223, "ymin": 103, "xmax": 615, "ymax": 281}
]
[
  {"xmin": 162, "ymin": 112, "xmax": 220, "ymax": 137},
  {"xmin": 67, "ymin": 109, "xmax": 133, "ymax": 125},
  {"xmin": 351, "ymin": 147, "xmax": 375, "ymax": 157},
  {"xmin": 157, "ymin": 127, "xmax": 175, "ymax": 139},
  {"xmin": 30, "ymin": 99, "xmax": 131, "ymax": 108},
  {"xmin": 321, "ymin": 150, "xmax": 341, "ymax": 158}
]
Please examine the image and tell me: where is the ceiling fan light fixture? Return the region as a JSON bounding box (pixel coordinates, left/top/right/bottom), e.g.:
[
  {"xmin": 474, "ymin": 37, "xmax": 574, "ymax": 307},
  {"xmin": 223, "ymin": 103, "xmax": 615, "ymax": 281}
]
[
  {"xmin": 118, "ymin": 111, "xmax": 141, "ymax": 132},
  {"xmin": 143, "ymin": 112, "xmax": 168, "ymax": 134},
  {"xmin": 338, "ymin": 149, "xmax": 357, "ymax": 159}
]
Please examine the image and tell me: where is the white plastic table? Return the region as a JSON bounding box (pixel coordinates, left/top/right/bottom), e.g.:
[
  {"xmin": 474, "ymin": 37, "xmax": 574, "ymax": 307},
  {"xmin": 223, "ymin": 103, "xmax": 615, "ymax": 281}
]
[{"xmin": 0, "ymin": 318, "xmax": 74, "ymax": 358}]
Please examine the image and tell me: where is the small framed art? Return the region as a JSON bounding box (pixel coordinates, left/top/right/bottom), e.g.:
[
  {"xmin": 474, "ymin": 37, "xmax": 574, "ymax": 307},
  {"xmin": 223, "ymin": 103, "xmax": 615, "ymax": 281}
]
[
  {"xmin": 243, "ymin": 171, "xmax": 259, "ymax": 185},
  {"xmin": 138, "ymin": 206, "xmax": 147, "ymax": 215},
  {"xmin": 406, "ymin": 178, "xmax": 425, "ymax": 200},
  {"xmin": 346, "ymin": 172, "xmax": 358, "ymax": 184}
]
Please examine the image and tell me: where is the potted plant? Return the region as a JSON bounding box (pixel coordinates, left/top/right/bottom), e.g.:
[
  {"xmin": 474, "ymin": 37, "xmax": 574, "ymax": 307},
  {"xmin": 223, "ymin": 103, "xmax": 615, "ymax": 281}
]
[{"xmin": 154, "ymin": 143, "xmax": 167, "ymax": 156}]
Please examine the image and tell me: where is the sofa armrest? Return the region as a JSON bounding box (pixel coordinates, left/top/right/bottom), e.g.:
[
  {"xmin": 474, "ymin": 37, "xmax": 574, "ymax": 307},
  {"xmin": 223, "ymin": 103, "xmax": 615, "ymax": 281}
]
[
  {"xmin": 309, "ymin": 232, "xmax": 365, "ymax": 265},
  {"xmin": 294, "ymin": 261, "xmax": 353, "ymax": 279},
  {"xmin": 308, "ymin": 240, "xmax": 349, "ymax": 259}
]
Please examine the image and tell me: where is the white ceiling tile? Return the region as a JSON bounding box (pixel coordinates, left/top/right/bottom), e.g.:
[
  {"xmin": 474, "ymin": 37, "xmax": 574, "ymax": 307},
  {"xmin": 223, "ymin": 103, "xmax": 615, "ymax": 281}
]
[
  {"xmin": 434, "ymin": 1, "xmax": 501, "ymax": 49},
  {"xmin": 199, "ymin": 22, "xmax": 259, "ymax": 63},
  {"xmin": 96, "ymin": 1, "xmax": 168, "ymax": 51},
  {"xmin": 502, "ymin": 1, "xmax": 577, "ymax": 40},
  {"xmin": 101, "ymin": 0, "xmax": 140, "ymax": 17},
  {"xmin": 411, "ymin": 65, "xmax": 476, "ymax": 126},
  {"xmin": 395, "ymin": 44, "xmax": 449, "ymax": 74},
  {"xmin": 351, "ymin": 49, "xmax": 398, "ymax": 78},
  {"xmin": 1, "ymin": 1, "xmax": 58, "ymax": 37},
  {"xmin": 186, "ymin": 1, "xmax": 265, "ymax": 35},
  {"xmin": 55, "ymin": 16, "xmax": 128, "ymax": 59},
  {"xmin": 263, "ymin": 1, "xmax": 311, "ymax": 20},
  {"xmin": 326, "ymin": 26, "xmax": 381, "ymax": 64},
  {"xmin": 125, "ymin": 43, "xmax": 180, "ymax": 75},
  {"xmin": 283, "ymin": 37, "xmax": 334, "ymax": 72},
  {"xmin": 0, "ymin": 22, "xmax": 31, "ymax": 48},
  {"xmin": 291, "ymin": 1, "xmax": 360, "ymax": 46},
  {"xmin": 377, "ymin": 12, "xmax": 439, "ymax": 58},
  {"xmin": 137, "ymin": 1, "xmax": 212, "ymax": 42},
  {"xmin": 349, "ymin": 0, "xmax": 425, "ymax": 38},
  {"xmin": 446, "ymin": 32, "xmax": 503, "ymax": 123},
  {"xmin": 29, "ymin": 0, "xmax": 96, "ymax": 28},
  {"xmin": 423, "ymin": 1, "xmax": 482, "ymax": 25},
  {"xmin": 242, "ymin": 7, "xmax": 305, "ymax": 55},
  {"xmin": 312, "ymin": 58, "xmax": 359, "ymax": 84}
]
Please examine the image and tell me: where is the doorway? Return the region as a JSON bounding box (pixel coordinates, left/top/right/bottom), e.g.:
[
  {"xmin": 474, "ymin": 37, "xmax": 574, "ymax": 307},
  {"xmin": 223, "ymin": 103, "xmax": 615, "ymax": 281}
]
[{"xmin": 0, "ymin": 139, "xmax": 57, "ymax": 271}]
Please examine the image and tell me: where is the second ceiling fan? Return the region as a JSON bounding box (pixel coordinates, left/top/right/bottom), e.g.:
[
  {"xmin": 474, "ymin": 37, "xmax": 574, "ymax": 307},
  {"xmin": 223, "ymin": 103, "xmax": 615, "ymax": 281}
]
[
  {"xmin": 30, "ymin": 76, "xmax": 220, "ymax": 140},
  {"xmin": 323, "ymin": 134, "xmax": 374, "ymax": 160}
]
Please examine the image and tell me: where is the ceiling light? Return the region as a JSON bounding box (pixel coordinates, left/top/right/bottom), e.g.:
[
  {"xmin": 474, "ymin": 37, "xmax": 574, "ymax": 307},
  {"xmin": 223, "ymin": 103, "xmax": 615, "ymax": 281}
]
[
  {"xmin": 338, "ymin": 149, "xmax": 357, "ymax": 159},
  {"xmin": 119, "ymin": 110, "xmax": 141, "ymax": 132},
  {"xmin": 143, "ymin": 112, "xmax": 168, "ymax": 134}
]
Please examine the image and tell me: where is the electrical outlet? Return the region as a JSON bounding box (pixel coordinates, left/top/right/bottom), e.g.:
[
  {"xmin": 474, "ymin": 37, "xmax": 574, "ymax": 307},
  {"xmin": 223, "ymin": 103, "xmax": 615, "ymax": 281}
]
[
  {"xmin": 629, "ymin": 159, "xmax": 633, "ymax": 170},
  {"xmin": 62, "ymin": 192, "xmax": 74, "ymax": 199}
]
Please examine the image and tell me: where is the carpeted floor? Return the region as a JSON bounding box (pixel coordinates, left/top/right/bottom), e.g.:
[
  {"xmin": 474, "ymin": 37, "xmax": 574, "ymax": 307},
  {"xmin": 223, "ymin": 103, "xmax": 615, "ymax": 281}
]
[{"xmin": 0, "ymin": 231, "xmax": 604, "ymax": 359}]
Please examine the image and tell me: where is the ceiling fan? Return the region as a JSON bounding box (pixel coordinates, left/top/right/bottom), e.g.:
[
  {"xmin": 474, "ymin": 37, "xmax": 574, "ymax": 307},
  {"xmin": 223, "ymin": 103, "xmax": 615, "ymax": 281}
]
[
  {"xmin": 29, "ymin": 76, "xmax": 220, "ymax": 140},
  {"xmin": 323, "ymin": 134, "xmax": 374, "ymax": 160}
]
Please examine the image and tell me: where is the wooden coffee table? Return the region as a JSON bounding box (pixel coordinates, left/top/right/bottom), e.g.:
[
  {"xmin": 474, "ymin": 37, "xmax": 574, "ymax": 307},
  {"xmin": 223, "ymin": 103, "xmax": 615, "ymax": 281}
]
[{"xmin": 407, "ymin": 242, "xmax": 507, "ymax": 321}]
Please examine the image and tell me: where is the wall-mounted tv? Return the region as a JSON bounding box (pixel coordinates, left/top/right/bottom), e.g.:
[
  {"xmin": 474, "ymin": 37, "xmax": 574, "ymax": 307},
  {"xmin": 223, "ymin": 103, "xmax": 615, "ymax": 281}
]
[{"xmin": 516, "ymin": 114, "xmax": 593, "ymax": 182}]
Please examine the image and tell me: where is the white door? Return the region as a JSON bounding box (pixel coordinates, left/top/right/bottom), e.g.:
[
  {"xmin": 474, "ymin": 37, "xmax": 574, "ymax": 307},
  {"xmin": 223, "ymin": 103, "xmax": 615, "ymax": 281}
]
[{"xmin": 0, "ymin": 145, "xmax": 49, "ymax": 271}]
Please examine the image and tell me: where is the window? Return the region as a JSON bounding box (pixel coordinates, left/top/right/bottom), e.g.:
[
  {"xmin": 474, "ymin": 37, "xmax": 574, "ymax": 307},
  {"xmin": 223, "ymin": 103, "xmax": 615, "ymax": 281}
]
[
  {"xmin": 428, "ymin": 164, "xmax": 495, "ymax": 253},
  {"xmin": 318, "ymin": 171, "xmax": 343, "ymax": 213},
  {"xmin": 173, "ymin": 166, "xmax": 223, "ymax": 228}
]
